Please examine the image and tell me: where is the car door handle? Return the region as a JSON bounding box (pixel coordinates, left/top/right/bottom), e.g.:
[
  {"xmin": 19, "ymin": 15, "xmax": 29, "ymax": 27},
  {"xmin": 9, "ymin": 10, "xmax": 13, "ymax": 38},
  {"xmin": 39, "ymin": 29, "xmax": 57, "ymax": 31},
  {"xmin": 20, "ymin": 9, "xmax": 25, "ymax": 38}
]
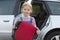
[{"xmin": 3, "ymin": 20, "xmax": 10, "ymax": 22}]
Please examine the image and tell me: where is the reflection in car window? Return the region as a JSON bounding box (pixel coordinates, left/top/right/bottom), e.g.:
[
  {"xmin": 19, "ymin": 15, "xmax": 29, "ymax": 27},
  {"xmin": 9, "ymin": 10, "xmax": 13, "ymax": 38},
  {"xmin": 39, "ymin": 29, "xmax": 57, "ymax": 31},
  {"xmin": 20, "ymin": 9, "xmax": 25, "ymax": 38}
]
[
  {"xmin": 31, "ymin": 4, "xmax": 41, "ymax": 16},
  {"xmin": 46, "ymin": 2, "xmax": 60, "ymax": 15},
  {"xmin": 0, "ymin": 0, "xmax": 16, "ymax": 15},
  {"xmin": 31, "ymin": 2, "xmax": 44, "ymax": 17},
  {"xmin": 20, "ymin": 2, "xmax": 43, "ymax": 16}
]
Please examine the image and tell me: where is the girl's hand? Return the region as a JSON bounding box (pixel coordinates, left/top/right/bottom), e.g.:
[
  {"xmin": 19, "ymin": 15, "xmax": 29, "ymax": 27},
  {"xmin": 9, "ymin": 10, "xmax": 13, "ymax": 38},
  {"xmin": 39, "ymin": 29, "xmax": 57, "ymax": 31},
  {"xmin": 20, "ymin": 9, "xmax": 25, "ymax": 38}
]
[
  {"xmin": 36, "ymin": 30, "xmax": 40, "ymax": 35},
  {"xmin": 12, "ymin": 25, "xmax": 15, "ymax": 29},
  {"xmin": 13, "ymin": 25, "xmax": 17, "ymax": 29}
]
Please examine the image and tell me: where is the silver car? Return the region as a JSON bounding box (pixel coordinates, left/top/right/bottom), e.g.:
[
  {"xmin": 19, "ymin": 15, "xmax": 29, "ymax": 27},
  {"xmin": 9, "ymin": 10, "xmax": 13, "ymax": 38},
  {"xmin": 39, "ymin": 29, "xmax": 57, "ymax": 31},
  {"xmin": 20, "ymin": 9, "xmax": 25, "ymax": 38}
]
[
  {"xmin": 0, "ymin": 0, "xmax": 60, "ymax": 40},
  {"xmin": 36, "ymin": 0, "xmax": 60, "ymax": 40}
]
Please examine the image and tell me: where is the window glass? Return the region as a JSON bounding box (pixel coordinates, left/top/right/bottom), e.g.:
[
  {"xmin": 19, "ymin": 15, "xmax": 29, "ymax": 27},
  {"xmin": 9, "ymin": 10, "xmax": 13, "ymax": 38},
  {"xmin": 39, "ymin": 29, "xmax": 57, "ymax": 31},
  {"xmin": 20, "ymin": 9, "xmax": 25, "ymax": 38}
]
[
  {"xmin": 0, "ymin": 0, "xmax": 16, "ymax": 15},
  {"xmin": 46, "ymin": 2, "xmax": 60, "ymax": 15}
]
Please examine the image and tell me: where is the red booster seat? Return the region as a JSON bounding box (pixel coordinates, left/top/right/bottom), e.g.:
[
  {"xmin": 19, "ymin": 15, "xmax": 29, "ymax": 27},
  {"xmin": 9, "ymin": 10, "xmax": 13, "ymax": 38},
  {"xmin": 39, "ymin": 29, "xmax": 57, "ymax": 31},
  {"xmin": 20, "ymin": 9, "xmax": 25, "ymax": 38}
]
[{"xmin": 14, "ymin": 22, "xmax": 36, "ymax": 40}]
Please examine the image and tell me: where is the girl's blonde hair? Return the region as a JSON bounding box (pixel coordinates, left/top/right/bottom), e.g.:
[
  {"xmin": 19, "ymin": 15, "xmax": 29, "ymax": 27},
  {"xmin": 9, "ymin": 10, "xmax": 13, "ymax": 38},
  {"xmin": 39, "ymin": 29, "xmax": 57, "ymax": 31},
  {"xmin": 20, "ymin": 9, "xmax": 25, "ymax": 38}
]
[{"xmin": 21, "ymin": 2, "xmax": 32, "ymax": 13}]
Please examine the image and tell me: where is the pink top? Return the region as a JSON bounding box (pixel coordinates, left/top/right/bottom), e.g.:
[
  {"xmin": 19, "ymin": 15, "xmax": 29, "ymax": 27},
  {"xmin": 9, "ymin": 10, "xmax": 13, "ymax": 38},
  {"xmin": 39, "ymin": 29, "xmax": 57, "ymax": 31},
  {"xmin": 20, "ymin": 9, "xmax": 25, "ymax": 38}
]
[{"xmin": 13, "ymin": 13, "xmax": 37, "ymax": 28}]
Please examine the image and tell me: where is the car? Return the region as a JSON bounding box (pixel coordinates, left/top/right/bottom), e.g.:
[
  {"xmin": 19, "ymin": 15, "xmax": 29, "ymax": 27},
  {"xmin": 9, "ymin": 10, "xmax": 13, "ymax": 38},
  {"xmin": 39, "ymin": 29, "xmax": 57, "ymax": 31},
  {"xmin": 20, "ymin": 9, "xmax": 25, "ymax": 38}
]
[
  {"xmin": 36, "ymin": 0, "xmax": 60, "ymax": 40},
  {"xmin": 0, "ymin": 0, "xmax": 16, "ymax": 40},
  {"xmin": 0, "ymin": 0, "xmax": 60, "ymax": 40}
]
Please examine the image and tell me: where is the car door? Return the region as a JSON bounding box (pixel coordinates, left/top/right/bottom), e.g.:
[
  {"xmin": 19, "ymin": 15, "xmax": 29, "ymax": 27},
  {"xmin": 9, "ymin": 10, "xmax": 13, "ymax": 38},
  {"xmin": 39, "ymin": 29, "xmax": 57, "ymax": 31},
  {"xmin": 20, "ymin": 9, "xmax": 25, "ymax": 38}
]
[
  {"xmin": 0, "ymin": 0, "xmax": 16, "ymax": 34},
  {"xmin": 0, "ymin": 15, "xmax": 14, "ymax": 33},
  {"xmin": 0, "ymin": 0, "xmax": 17, "ymax": 40}
]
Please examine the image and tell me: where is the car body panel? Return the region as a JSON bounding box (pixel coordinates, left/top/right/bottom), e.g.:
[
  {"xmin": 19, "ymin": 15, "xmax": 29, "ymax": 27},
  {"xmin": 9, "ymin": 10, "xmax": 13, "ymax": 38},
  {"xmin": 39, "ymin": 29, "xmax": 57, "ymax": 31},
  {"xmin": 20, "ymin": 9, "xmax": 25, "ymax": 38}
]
[
  {"xmin": 36, "ymin": 15, "xmax": 60, "ymax": 40},
  {"xmin": 0, "ymin": 15, "xmax": 14, "ymax": 33}
]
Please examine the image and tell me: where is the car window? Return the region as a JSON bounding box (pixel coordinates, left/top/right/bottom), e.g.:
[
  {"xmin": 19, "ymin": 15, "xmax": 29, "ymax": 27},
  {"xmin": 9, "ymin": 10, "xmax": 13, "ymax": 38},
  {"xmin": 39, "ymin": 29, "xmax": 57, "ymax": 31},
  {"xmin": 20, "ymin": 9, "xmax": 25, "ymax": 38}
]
[
  {"xmin": 46, "ymin": 1, "xmax": 60, "ymax": 15},
  {"xmin": 0, "ymin": 0, "xmax": 16, "ymax": 15},
  {"xmin": 19, "ymin": 1, "xmax": 44, "ymax": 16},
  {"xmin": 19, "ymin": 1, "xmax": 48, "ymax": 30},
  {"xmin": 31, "ymin": 3, "xmax": 42, "ymax": 16}
]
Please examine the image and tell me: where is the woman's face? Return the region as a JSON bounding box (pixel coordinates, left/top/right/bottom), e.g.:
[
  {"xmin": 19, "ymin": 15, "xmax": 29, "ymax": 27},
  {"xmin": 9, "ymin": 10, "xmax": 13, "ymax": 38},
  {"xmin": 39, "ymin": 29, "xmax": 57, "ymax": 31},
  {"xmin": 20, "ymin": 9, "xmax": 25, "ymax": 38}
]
[{"xmin": 21, "ymin": 6, "xmax": 32, "ymax": 17}]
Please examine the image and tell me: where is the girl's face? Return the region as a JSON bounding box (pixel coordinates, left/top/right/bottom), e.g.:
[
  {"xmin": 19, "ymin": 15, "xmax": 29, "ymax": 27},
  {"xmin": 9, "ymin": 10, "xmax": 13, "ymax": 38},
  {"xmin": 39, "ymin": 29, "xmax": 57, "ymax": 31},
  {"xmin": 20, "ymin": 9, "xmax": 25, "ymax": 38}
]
[{"xmin": 21, "ymin": 5, "xmax": 32, "ymax": 17}]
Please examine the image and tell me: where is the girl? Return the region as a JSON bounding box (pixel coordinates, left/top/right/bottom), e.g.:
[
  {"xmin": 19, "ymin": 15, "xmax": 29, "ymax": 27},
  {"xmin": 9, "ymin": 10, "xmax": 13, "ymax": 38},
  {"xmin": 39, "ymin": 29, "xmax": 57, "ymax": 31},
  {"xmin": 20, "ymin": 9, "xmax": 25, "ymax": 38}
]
[{"xmin": 13, "ymin": 2, "xmax": 40, "ymax": 36}]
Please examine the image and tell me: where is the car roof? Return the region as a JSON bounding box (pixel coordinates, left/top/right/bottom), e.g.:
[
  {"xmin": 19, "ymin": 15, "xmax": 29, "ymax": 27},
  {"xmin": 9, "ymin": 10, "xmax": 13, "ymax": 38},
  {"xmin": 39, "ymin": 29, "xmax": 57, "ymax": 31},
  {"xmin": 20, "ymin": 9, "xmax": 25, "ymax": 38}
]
[{"xmin": 32, "ymin": 0, "xmax": 60, "ymax": 2}]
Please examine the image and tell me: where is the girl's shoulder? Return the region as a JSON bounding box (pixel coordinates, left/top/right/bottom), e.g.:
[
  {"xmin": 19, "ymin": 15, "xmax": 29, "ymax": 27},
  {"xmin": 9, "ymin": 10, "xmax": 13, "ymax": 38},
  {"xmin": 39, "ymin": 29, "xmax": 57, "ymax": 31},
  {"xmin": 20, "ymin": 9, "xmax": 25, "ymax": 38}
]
[
  {"xmin": 16, "ymin": 14, "xmax": 22, "ymax": 18},
  {"xmin": 30, "ymin": 16, "xmax": 35, "ymax": 20}
]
